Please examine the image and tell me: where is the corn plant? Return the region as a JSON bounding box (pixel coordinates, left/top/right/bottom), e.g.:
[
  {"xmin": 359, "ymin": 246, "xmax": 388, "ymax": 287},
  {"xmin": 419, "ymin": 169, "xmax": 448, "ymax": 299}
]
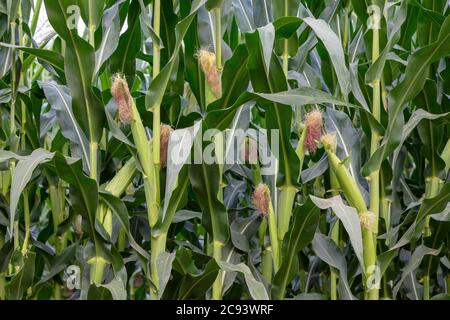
[{"xmin": 0, "ymin": 0, "xmax": 449, "ymax": 301}]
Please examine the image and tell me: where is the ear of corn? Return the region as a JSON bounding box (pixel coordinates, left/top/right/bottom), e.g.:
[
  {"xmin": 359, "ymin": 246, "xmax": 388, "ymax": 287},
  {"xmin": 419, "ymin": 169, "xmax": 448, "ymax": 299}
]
[{"xmin": 0, "ymin": 0, "xmax": 448, "ymax": 301}]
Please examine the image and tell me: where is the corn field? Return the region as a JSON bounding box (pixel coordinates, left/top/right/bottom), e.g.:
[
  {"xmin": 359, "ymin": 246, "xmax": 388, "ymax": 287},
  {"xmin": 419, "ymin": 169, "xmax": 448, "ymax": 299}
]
[{"xmin": 0, "ymin": 0, "xmax": 449, "ymax": 301}]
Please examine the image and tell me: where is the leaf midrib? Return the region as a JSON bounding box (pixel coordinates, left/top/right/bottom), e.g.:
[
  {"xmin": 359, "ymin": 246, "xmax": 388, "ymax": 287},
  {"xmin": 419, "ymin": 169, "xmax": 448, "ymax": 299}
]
[
  {"xmin": 279, "ymin": 207, "xmax": 315, "ymax": 296},
  {"xmin": 387, "ymin": 30, "xmax": 450, "ymax": 145},
  {"xmin": 56, "ymin": 0, "xmax": 95, "ymax": 141},
  {"xmin": 257, "ymin": 39, "xmax": 292, "ymax": 186}
]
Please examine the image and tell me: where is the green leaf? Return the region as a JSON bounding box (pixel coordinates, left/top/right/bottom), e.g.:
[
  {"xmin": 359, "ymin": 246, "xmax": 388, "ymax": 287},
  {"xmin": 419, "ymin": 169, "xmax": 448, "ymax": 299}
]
[
  {"xmin": 34, "ymin": 243, "xmax": 78, "ymax": 287},
  {"xmin": 392, "ymin": 245, "xmax": 441, "ymax": 299},
  {"xmin": 189, "ymin": 155, "xmax": 230, "ymax": 244},
  {"xmin": 53, "ymin": 153, "xmax": 110, "ymax": 265},
  {"xmin": 431, "ymin": 293, "xmax": 450, "ymax": 300},
  {"xmin": 0, "ymin": 43, "xmax": 65, "ymax": 79},
  {"xmin": 232, "ymin": 0, "xmax": 255, "ymax": 32},
  {"xmin": 218, "ymin": 261, "xmax": 269, "ymax": 300},
  {"xmin": 178, "ymin": 259, "xmax": 220, "ymax": 299},
  {"xmin": 146, "ymin": 0, "xmax": 207, "ymax": 111},
  {"xmin": 365, "ymin": 1, "xmax": 407, "ymax": 83},
  {"xmin": 110, "ymin": 0, "xmax": 141, "ymax": 83},
  {"xmin": 363, "ymin": 15, "xmax": 450, "ymax": 176},
  {"xmin": 94, "ymin": 0, "xmax": 122, "ymax": 76},
  {"xmin": 162, "ymin": 122, "xmax": 201, "ymax": 223},
  {"xmin": 6, "ymin": 252, "xmax": 36, "ymax": 300},
  {"xmin": 9, "ymin": 149, "xmax": 55, "ymax": 235},
  {"xmin": 78, "ymin": 0, "xmax": 105, "ymax": 31},
  {"xmin": 87, "ymin": 284, "xmax": 113, "ymax": 300},
  {"xmin": 312, "ymin": 233, "xmax": 355, "ymax": 300},
  {"xmin": 44, "ymin": 0, "xmax": 105, "ymax": 143},
  {"xmin": 100, "ymin": 276, "xmax": 127, "ymax": 300},
  {"xmin": 205, "ymin": 0, "xmax": 224, "ymax": 11},
  {"xmin": 7, "ymin": 0, "xmax": 20, "ymax": 23},
  {"xmin": 311, "ymin": 195, "xmax": 365, "ymax": 269},
  {"xmin": 206, "ymin": 87, "xmax": 382, "ymax": 134},
  {"xmin": 172, "ymin": 210, "xmax": 202, "ymax": 223},
  {"xmin": 245, "ymin": 26, "xmax": 300, "ymax": 187},
  {"xmin": 98, "ymin": 190, "xmax": 149, "ymax": 260},
  {"xmin": 230, "ymin": 214, "xmax": 261, "ymax": 253},
  {"xmin": 272, "ymin": 0, "xmax": 299, "ymax": 18},
  {"xmin": 156, "ymin": 251, "xmax": 176, "ymax": 299},
  {"xmin": 302, "ymin": 17, "xmax": 350, "ymax": 98},
  {"xmin": 392, "ymin": 108, "xmax": 450, "ymax": 167},
  {"xmin": 325, "ymin": 108, "xmax": 367, "ymax": 195},
  {"xmin": 210, "ymin": 44, "xmax": 249, "ymax": 110},
  {"xmin": 39, "ymin": 81, "xmax": 90, "ymax": 172},
  {"xmin": 392, "ymin": 183, "xmax": 450, "ymax": 250},
  {"xmin": 272, "ymin": 198, "xmax": 320, "ymax": 299}
]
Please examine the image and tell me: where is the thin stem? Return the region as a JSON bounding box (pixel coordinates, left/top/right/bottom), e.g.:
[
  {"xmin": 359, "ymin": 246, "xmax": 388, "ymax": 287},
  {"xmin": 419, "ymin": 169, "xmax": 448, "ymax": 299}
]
[
  {"xmin": 0, "ymin": 231, "xmax": 5, "ymax": 300},
  {"xmin": 268, "ymin": 201, "xmax": 280, "ymax": 272},
  {"xmin": 10, "ymin": 22, "xmax": 17, "ymax": 139},
  {"xmin": 214, "ymin": 8, "xmax": 222, "ymax": 72},
  {"xmin": 118, "ymin": 228, "xmax": 126, "ymax": 251},
  {"xmin": 18, "ymin": 5, "xmax": 27, "ymax": 151},
  {"xmin": 283, "ymin": 40, "xmax": 289, "ymax": 76},
  {"xmin": 212, "ymin": 130, "xmax": 225, "ymax": 301},
  {"xmin": 90, "ymin": 257, "xmax": 107, "ymax": 285},
  {"xmin": 282, "ymin": 0, "xmax": 289, "ymax": 76},
  {"xmin": 129, "ymin": 101, "xmax": 158, "ymax": 227},
  {"xmin": 13, "ymin": 221, "xmax": 19, "ymax": 251},
  {"xmin": 369, "ymin": 26, "xmax": 381, "ymax": 241},
  {"xmin": 342, "ymin": 4, "xmax": 349, "ymax": 51},
  {"xmin": 18, "ymin": 4, "xmax": 30, "ymax": 257},
  {"xmin": 30, "ymin": 0, "xmax": 43, "ymax": 35},
  {"xmin": 152, "ymin": 0, "xmax": 161, "ymax": 211},
  {"xmin": 212, "ymin": 240, "xmax": 224, "ymax": 300},
  {"xmin": 446, "ymin": 275, "xmax": 450, "ymax": 294},
  {"xmin": 20, "ymin": 190, "xmax": 30, "ymax": 255},
  {"xmin": 423, "ymin": 276, "xmax": 430, "ymax": 300},
  {"xmin": 90, "ymin": 154, "xmax": 106, "ymax": 288},
  {"xmin": 363, "ymin": 227, "xmax": 378, "ymax": 299},
  {"xmin": 88, "ymin": 0, "xmax": 96, "ymax": 48},
  {"xmin": 150, "ymin": 233, "xmax": 167, "ymax": 299},
  {"xmin": 424, "ymin": 176, "xmax": 442, "ymax": 237},
  {"xmin": 261, "ymin": 247, "xmax": 273, "ymax": 282},
  {"xmin": 441, "ymin": 139, "xmax": 450, "ymax": 174},
  {"xmin": 277, "ymin": 185, "xmax": 297, "ymax": 242},
  {"xmin": 152, "ymin": 0, "xmax": 161, "ymax": 79},
  {"xmin": 88, "ymin": 0, "xmax": 98, "ymax": 182},
  {"xmin": 295, "ymin": 124, "xmax": 307, "ymax": 170},
  {"xmin": 330, "ymin": 169, "xmax": 339, "ymax": 300},
  {"xmin": 92, "ymin": 158, "xmax": 136, "ymax": 283},
  {"xmin": 129, "ymin": 100, "xmax": 159, "ymax": 296},
  {"xmin": 422, "ymin": 175, "xmax": 442, "ymax": 299},
  {"xmin": 258, "ymin": 218, "xmax": 267, "ymax": 248},
  {"xmin": 380, "ymin": 171, "xmax": 391, "ymax": 247},
  {"xmin": 324, "ymin": 147, "xmax": 379, "ymax": 299},
  {"xmin": 89, "ymin": 142, "xmax": 98, "ymax": 181}
]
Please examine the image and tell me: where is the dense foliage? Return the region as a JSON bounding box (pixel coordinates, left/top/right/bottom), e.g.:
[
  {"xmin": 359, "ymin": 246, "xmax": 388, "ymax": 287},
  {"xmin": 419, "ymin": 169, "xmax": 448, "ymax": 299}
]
[{"xmin": 0, "ymin": 0, "xmax": 449, "ymax": 300}]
